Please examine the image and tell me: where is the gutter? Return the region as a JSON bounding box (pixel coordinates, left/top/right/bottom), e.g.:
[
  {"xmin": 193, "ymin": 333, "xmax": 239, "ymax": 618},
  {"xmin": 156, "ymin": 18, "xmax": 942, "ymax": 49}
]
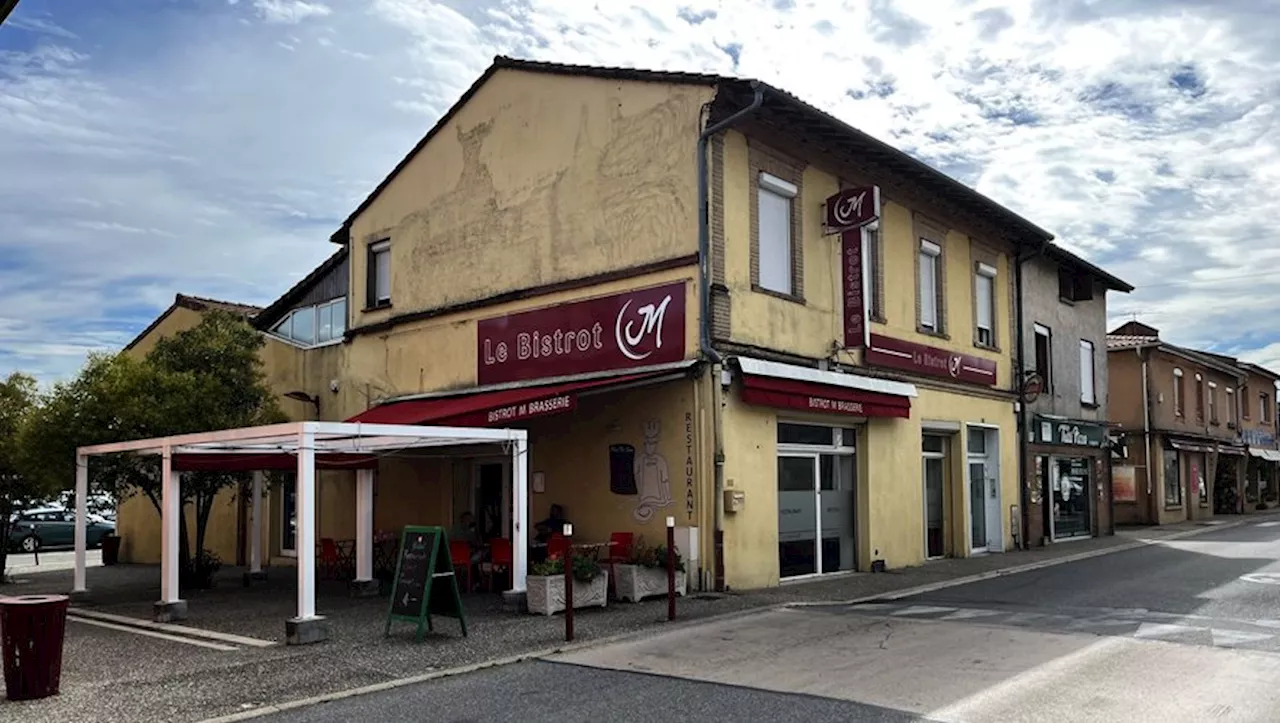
[
  {"xmin": 697, "ymin": 83, "xmax": 764, "ymax": 592},
  {"xmin": 1014, "ymin": 238, "xmax": 1051, "ymax": 548},
  {"xmin": 1140, "ymin": 348, "xmax": 1153, "ymax": 518}
]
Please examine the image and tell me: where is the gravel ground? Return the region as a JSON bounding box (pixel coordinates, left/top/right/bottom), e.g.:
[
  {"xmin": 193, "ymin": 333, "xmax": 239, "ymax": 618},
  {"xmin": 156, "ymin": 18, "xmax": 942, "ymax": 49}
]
[{"xmin": 0, "ymin": 520, "xmax": 1246, "ymax": 723}]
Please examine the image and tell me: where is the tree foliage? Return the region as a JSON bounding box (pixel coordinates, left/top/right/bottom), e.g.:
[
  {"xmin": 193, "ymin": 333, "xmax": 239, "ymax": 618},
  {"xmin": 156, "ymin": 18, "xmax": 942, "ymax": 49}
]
[
  {"xmin": 19, "ymin": 310, "xmax": 285, "ymax": 578},
  {"xmin": 0, "ymin": 372, "xmax": 49, "ymax": 576}
]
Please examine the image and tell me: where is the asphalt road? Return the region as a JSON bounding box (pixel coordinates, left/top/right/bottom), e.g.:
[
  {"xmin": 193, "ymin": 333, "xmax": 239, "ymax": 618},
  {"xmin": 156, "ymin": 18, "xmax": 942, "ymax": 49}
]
[
  {"xmin": 262, "ymin": 660, "xmax": 934, "ymax": 723},
  {"xmin": 258, "ymin": 520, "xmax": 1280, "ymax": 723}
]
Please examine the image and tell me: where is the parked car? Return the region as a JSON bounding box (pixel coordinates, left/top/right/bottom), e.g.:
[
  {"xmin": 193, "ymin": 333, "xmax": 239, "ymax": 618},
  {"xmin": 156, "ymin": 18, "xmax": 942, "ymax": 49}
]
[{"xmin": 8, "ymin": 508, "xmax": 116, "ymax": 552}]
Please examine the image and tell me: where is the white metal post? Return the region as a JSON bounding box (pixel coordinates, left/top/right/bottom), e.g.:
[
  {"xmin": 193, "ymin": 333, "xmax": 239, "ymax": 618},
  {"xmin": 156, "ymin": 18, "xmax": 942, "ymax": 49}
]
[
  {"xmin": 160, "ymin": 446, "xmax": 180, "ymax": 603},
  {"xmin": 250, "ymin": 471, "xmax": 263, "ymax": 575},
  {"xmin": 296, "ymin": 430, "xmax": 317, "ymax": 620},
  {"xmin": 355, "ymin": 468, "xmax": 374, "ymax": 582},
  {"xmin": 73, "ymin": 454, "xmax": 88, "ymax": 593},
  {"xmin": 512, "ymin": 438, "xmax": 529, "ymax": 592}
]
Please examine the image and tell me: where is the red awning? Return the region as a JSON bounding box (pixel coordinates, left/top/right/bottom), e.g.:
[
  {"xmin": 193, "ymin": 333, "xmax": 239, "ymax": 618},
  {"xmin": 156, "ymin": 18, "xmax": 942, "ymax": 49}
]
[
  {"xmin": 347, "ymin": 371, "xmax": 665, "ymax": 427},
  {"xmin": 740, "ymin": 373, "xmax": 911, "ymax": 419},
  {"xmin": 172, "ymin": 453, "xmax": 379, "ymax": 472}
]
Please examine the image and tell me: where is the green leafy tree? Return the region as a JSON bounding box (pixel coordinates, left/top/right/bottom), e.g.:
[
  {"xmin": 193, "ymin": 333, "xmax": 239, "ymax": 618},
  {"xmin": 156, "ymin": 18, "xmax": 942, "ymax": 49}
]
[
  {"xmin": 20, "ymin": 310, "xmax": 285, "ymax": 581},
  {"xmin": 0, "ymin": 371, "xmax": 54, "ymax": 578}
]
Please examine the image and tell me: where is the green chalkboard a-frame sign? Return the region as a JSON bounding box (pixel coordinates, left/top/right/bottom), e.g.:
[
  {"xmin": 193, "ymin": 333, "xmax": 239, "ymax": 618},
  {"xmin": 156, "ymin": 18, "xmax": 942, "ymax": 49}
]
[{"xmin": 384, "ymin": 526, "xmax": 468, "ymax": 642}]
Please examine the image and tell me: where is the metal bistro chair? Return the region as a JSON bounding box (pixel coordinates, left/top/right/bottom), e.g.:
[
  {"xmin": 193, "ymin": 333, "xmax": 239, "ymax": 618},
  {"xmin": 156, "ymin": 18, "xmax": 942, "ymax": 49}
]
[
  {"xmin": 449, "ymin": 541, "xmax": 475, "ymax": 592},
  {"xmin": 486, "ymin": 538, "xmax": 513, "ymax": 593}
]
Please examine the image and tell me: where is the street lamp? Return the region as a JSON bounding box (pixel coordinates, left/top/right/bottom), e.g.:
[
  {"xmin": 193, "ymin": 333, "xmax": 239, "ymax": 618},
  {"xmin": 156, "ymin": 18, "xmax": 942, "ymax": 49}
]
[{"xmin": 283, "ymin": 390, "xmax": 320, "ymax": 417}]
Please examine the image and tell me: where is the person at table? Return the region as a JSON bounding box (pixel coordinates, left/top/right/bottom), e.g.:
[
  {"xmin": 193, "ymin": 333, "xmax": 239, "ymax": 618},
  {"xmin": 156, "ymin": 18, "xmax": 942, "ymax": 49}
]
[
  {"xmin": 534, "ymin": 504, "xmax": 570, "ymax": 543},
  {"xmin": 452, "ymin": 511, "xmax": 485, "ymax": 563}
]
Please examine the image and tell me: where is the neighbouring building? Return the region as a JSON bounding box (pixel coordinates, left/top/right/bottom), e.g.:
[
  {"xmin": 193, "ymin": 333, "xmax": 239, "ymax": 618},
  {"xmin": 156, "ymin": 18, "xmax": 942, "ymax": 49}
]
[
  {"xmin": 1232, "ymin": 361, "xmax": 1280, "ymax": 511},
  {"xmin": 1107, "ymin": 322, "xmax": 1247, "ymax": 525},
  {"xmin": 1019, "ymin": 246, "xmax": 1132, "ymax": 545},
  {"xmin": 115, "ymin": 57, "xmax": 1142, "ymax": 592}
]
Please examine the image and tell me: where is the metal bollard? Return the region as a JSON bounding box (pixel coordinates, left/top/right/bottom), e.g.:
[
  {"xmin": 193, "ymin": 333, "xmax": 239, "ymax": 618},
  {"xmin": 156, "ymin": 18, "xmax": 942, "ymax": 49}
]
[
  {"xmin": 563, "ymin": 523, "xmax": 574, "ymax": 642},
  {"xmin": 666, "ymin": 516, "xmax": 676, "ymax": 621}
]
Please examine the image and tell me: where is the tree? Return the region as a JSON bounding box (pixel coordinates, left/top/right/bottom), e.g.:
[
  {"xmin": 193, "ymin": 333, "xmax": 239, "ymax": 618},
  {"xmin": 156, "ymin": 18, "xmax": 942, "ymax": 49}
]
[
  {"xmin": 20, "ymin": 310, "xmax": 284, "ymax": 582},
  {"xmin": 0, "ymin": 372, "xmax": 57, "ymax": 578}
]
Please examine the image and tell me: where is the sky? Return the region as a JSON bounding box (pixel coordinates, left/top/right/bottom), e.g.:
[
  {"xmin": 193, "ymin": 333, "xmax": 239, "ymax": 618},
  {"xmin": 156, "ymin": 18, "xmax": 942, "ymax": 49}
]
[{"xmin": 1, "ymin": 0, "xmax": 1279, "ymax": 382}]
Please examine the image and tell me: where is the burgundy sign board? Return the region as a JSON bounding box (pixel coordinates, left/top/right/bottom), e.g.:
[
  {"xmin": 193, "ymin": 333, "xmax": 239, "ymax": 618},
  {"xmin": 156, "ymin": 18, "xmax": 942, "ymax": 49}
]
[
  {"xmin": 477, "ymin": 281, "xmax": 687, "ymax": 385},
  {"xmin": 740, "ymin": 372, "xmax": 911, "ymax": 419},
  {"xmin": 865, "ymin": 334, "xmax": 998, "ymax": 387},
  {"xmin": 842, "ymin": 229, "xmax": 865, "ymax": 349},
  {"xmin": 824, "ymin": 186, "xmax": 881, "ymax": 232}
]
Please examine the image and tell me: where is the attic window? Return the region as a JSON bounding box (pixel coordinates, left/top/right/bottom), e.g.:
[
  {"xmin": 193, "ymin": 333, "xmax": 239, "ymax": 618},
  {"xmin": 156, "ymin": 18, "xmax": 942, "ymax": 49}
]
[{"xmin": 1058, "ymin": 268, "xmax": 1094, "ymax": 303}]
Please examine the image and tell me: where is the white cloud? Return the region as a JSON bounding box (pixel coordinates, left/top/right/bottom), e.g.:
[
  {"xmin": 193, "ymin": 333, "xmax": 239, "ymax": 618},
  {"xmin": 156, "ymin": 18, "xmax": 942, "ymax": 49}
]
[
  {"xmin": 252, "ymin": 0, "xmax": 332, "ymax": 25},
  {"xmin": 3, "ymin": 0, "xmax": 1280, "ymax": 382}
]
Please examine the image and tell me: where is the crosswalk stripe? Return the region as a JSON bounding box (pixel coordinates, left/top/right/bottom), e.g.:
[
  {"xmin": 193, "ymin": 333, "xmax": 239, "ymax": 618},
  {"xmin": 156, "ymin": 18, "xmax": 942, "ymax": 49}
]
[
  {"xmin": 940, "ymin": 609, "xmax": 1002, "ymax": 620},
  {"xmin": 890, "ymin": 605, "xmax": 956, "ymax": 616},
  {"xmin": 1211, "ymin": 629, "xmax": 1274, "ymax": 647},
  {"xmin": 1133, "ymin": 622, "xmax": 1203, "ymax": 640}
]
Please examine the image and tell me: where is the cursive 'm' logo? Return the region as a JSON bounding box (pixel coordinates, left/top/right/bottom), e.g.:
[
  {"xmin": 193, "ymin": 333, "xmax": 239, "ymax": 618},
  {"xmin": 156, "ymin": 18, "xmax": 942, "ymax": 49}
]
[
  {"xmin": 616, "ymin": 295, "xmax": 672, "ymax": 361},
  {"xmin": 832, "ymin": 190, "xmax": 868, "ymax": 227},
  {"xmin": 948, "ymin": 355, "xmax": 962, "ymax": 378}
]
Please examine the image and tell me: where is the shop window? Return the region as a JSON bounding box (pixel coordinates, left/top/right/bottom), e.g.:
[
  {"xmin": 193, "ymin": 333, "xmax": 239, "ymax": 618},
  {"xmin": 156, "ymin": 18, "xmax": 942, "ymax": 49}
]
[
  {"xmin": 777, "ymin": 422, "xmax": 857, "ymax": 578},
  {"xmin": 778, "ymin": 423, "xmax": 854, "ymax": 448},
  {"xmin": 366, "ymin": 239, "xmax": 391, "ymax": 308},
  {"xmin": 1079, "ymin": 339, "xmax": 1096, "ymax": 405},
  {"xmin": 757, "ymin": 172, "xmax": 796, "ymax": 296},
  {"xmin": 966, "ymin": 428, "xmax": 987, "ymax": 455},
  {"xmin": 1174, "ymin": 368, "xmax": 1184, "ymax": 417},
  {"xmin": 974, "ymin": 263, "xmax": 996, "ymax": 348},
  {"xmin": 1163, "ymin": 449, "xmax": 1181, "ymax": 506},
  {"xmin": 1050, "ymin": 457, "xmax": 1092, "ymax": 539},
  {"xmin": 918, "ymin": 240, "xmax": 942, "ymax": 333},
  {"xmin": 1033, "ymin": 323, "xmax": 1052, "ymax": 391}
]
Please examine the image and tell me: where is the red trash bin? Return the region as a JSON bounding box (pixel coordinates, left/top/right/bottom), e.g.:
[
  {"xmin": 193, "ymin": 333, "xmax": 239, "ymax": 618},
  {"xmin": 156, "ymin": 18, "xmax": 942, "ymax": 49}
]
[{"xmin": 0, "ymin": 595, "xmax": 70, "ymax": 701}]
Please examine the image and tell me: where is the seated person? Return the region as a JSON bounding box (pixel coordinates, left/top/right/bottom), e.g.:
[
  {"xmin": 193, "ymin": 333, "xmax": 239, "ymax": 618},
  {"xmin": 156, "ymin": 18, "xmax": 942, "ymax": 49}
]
[
  {"xmin": 534, "ymin": 504, "xmax": 570, "ymax": 544},
  {"xmin": 452, "ymin": 511, "xmax": 486, "ymax": 564}
]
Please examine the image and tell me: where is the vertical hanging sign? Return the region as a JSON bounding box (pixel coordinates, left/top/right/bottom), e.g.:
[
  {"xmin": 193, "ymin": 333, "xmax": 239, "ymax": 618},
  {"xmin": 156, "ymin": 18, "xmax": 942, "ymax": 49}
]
[
  {"xmin": 842, "ymin": 229, "xmax": 865, "ymax": 348},
  {"xmin": 825, "ymin": 186, "xmax": 880, "ymax": 350}
]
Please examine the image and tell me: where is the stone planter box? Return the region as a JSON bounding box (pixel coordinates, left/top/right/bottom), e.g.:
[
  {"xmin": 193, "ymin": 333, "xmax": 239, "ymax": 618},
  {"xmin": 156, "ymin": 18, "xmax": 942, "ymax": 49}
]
[
  {"xmin": 614, "ymin": 563, "xmax": 686, "ymax": 603},
  {"xmin": 526, "ymin": 572, "xmax": 609, "ymax": 615}
]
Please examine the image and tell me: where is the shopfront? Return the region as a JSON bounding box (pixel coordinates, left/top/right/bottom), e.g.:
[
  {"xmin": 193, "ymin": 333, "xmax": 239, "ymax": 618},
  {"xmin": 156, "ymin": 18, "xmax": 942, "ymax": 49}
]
[
  {"xmin": 1028, "ymin": 415, "xmax": 1108, "ymax": 542},
  {"xmin": 1243, "ymin": 428, "xmax": 1280, "ymax": 510}
]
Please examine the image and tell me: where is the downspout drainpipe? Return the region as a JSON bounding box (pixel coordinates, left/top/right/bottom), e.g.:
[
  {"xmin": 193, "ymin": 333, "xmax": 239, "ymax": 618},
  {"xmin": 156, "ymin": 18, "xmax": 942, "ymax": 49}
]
[
  {"xmin": 1140, "ymin": 348, "xmax": 1153, "ymax": 521},
  {"xmin": 698, "ymin": 83, "xmax": 764, "ymax": 592},
  {"xmin": 1015, "ymin": 238, "xmax": 1050, "ymax": 549}
]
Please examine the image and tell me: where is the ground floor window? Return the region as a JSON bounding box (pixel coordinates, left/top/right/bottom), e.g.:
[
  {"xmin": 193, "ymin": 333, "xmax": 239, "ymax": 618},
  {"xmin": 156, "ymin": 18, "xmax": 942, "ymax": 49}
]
[
  {"xmin": 280, "ymin": 477, "xmax": 297, "ymax": 556},
  {"xmin": 1187, "ymin": 453, "xmax": 1207, "ymax": 508},
  {"xmin": 1163, "ymin": 449, "xmax": 1181, "ymax": 506},
  {"xmin": 777, "ymin": 422, "xmax": 856, "ymax": 578},
  {"xmin": 923, "ymin": 434, "xmax": 948, "ymax": 559},
  {"xmin": 1044, "ymin": 456, "xmax": 1091, "ymax": 539}
]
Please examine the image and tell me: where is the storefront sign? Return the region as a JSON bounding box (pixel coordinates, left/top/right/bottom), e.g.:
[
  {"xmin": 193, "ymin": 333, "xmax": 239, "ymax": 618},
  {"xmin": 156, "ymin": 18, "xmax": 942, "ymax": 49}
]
[
  {"xmin": 842, "ymin": 229, "xmax": 865, "ymax": 349},
  {"xmin": 477, "ymin": 282, "xmax": 686, "ymax": 385},
  {"xmin": 1032, "ymin": 416, "xmax": 1107, "ymax": 447},
  {"xmin": 739, "ymin": 387, "xmax": 908, "ymax": 419},
  {"xmin": 1113, "ymin": 465, "xmax": 1137, "ymax": 503},
  {"xmin": 824, "ymin": 186, "xmax": 880, "ymax": 232},
  {"xmin": 684, "ymin": 411, "xmax": 695, "ymax": 523},
  {"xmin": 1242, "ymin": 428, "xmax": 1277, "ymax": 448},
  {"xmin": 483, "ymin": 394, "xmax": 573, "ymax": 425},
  {"xmin": 865, "ymin": 334, "xmax": 997, "ymax": 386}
]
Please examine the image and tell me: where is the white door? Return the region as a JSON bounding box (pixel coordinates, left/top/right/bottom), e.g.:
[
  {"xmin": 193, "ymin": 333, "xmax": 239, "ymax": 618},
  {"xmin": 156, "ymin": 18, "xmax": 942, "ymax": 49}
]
[
  {"xmin": 968, "ymin": 460, "xmax": 989, "ymax": 554},
  {"xmin": 966, "ymin": 427, "xmax": 1003, "ymax": 554}
]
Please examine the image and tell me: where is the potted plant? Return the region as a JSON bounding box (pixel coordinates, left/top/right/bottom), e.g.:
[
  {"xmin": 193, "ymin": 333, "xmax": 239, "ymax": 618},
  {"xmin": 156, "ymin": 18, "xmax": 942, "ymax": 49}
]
[
  {"xmin": 525, "ymin": 551, "xmax": 608, "ymax": 615},
  {"xmin": 181, "ymin": 549, "xmax": 222, "ymax": 590},
  {"xmin": 613, "ymin": 537, "xmax": 686, "ymax": 603}
]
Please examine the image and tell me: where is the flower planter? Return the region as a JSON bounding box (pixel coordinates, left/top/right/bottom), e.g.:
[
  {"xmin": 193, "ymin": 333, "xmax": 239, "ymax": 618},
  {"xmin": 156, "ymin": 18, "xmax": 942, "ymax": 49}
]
[
  {"xmin": 525, "ymin": 572, "xmax": 608, "ymax": 616},
  {"xmin": 613, "ymin": 564, "xmax": 686, "ymax": 603}
]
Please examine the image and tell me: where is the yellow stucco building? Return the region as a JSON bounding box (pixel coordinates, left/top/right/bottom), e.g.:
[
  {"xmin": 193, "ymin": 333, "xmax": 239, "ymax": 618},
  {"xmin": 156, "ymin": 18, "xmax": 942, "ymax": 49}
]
[{"xmin": 118, "ymin": 57, "xmax": 1055, "ymax": 594}]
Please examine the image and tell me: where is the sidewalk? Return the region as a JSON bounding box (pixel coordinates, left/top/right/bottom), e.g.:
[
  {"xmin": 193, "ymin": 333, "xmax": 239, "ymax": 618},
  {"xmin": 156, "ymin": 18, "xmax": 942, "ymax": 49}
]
[{"xmin": 2, "ymin": 516, "xmax": 1259, "ymax": 723}]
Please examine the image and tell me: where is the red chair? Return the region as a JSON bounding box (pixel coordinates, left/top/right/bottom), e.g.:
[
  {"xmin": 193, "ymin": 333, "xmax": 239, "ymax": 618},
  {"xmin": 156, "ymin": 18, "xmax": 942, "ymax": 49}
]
[
  {"xmin": 319, "ymin": 538, "xmax": 343, "ymax": 580},
  {"xmin": 449, "ymin": 541, "xmax": 474, "ymax": 592},
  {"xmin": 547, "ymin": 533, "xmax": 568, "ymax": 560},
  {"xmin": 487, "ymin": 538, "xmax": 513, "ymax": 592}
]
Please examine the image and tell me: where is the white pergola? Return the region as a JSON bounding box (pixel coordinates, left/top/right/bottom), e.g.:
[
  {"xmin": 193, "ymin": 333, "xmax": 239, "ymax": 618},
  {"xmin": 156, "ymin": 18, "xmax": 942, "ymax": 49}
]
[{"xmin": 74, "ymin": 421, "xmax": 529, "ymax": 639}]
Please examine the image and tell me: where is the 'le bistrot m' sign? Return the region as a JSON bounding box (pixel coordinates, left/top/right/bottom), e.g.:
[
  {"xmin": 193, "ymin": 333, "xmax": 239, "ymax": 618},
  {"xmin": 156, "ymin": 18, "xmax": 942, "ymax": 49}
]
[{"xmin": 476, "ymin": 281, "xmax": 687, "ymax": 385}]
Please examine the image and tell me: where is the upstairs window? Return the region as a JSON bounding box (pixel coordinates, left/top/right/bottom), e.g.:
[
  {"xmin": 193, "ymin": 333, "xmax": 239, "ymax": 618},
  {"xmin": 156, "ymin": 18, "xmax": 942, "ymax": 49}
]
[
  {"xmin": 1243, "ymin": 384, "xmax": 1252, "ymax": 419},
  {"xmin": 269, "ymin": 298, "xmax": 347, "ymax": 347},
  {"xmin": 1174, "ymin": 368, "xmax": 1184, "ymax": 417},
  {"xmin": 974, "ymin": 263, "xmax": 997, "ymax": 348},
  {"xmin": 1209, "ymin": 382, "xmax": 1218, "ymax": 424},
  {"xmin": 919, "ymin": 240, "xmax": 942, "ymax": 332},
  {"xmin": 1079, "ymin": 339, "xmax": 1096, "ymax": 405},
  {"xmin": 1195, "ymin": 373, "xmax": 1204, "ymax": 422},
  {"xmin": 1033, "ymin": 323, "xmax": 1052, "ymax": 391},
  {"xmin": 757, "ymin": 172, "xmax": 796, "ymax": 296},
  {"xmin": 367, "ymin": 240, "xmax": 391, "ymax": 309},
  {"xmin": 1058, "ymin": 268, "xmax": 1094, "ymax": 303},
  {"xmin": 1226, "ymin": 387, "xmax": 1236, "ymax": 427},
  {"xmin": 1262, "ymin": 392, "xmax": 1272, "ymax": 424}
]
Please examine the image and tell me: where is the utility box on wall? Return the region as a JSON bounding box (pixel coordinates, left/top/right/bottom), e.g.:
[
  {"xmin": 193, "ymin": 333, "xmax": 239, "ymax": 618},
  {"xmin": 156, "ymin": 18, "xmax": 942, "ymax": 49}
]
[{"xmin": 723, "ymin": 489, "xmax": 745, "ymax": 513}]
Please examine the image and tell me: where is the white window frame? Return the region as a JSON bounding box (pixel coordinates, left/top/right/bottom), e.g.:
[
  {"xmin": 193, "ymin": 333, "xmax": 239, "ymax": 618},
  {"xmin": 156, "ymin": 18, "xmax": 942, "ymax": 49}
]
[
  {"xmin": 1226, "ymin": 386, "xmax": 1236, "ymax": 426},
  {"xmin": 1079, "ymin": 339, "xmax": 1096, "ymax": 405},
  {"xmin": 1194, "ymin": 373, "xmax": 1204, "ymax": 421},
  {"xmin": 267, "ymin": 298, "xmax": 347, "ymax": 349},
  {"xmin": 1033, "ymin": 323, "xmax": 1052, "ymax": 391},
  {"xmin": 975, "ymin": 263, "xmax": 996, "ymax": 348},
  {"xmin": 370, "ymin": 239, "xmax": 391, "ymax": 306},
  {"xmin": 919, "ymin": 240, "xmax": 942, "ymax": 332},
  {"xmin": 757, "ymin": 172, "xmax": 797, "ymax": 296},
  {"xmin": 1209, "ymin": 381, "xmax": 1218, "ymax": 424}
]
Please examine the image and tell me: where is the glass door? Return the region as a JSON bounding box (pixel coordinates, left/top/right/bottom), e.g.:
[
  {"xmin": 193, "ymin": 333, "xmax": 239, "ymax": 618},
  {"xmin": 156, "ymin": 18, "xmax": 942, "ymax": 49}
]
[
  {"xmin": 923, "ymin": 435, "xmax": 947, "ymax": 559},
  {"xmin": 778, "ymin": 454, "xmax": 819, "ymax": 578},
  {"xmin": 1051, "ymin": 457, "xmax": 1092, "ymax": 538},
  {"xmin": 968, "ymin": 461, "xmax": 988, "ymax": 552}
]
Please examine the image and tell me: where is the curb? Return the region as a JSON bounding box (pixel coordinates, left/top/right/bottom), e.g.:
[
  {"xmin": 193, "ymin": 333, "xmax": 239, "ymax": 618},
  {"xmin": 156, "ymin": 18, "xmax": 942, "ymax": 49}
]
[{"xmin": 197, "ymin": 516, "xmax": 1261, "ymax": 721}]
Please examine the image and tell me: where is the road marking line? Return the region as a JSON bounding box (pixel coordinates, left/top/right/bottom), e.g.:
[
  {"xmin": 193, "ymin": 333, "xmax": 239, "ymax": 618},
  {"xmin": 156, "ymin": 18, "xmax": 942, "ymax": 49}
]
[
  {"xmin": 1255, "ymin": 521, "xmax": 1280, "ymax": 527},
  {"xmin": 890, "ymin": 605, "xmax": 956, "ymax": 616},
  {"xmin": 69, "ymin": 616, "xmax": 239, "ymax": 651},
  {"xmin": 940, "ymin": 609, "xmax": 1002, "ymax": 621},
  {"xmin": 1133, "ymin": 622, "xmax": 1203, "ymax": 640},
  {"xmin": 1211, "ymin": 629, "xmax": 1273, "ymax": 647},
  {"xmin": 69, "ymin": 608, "xmax": 276, "ymax": 647}
]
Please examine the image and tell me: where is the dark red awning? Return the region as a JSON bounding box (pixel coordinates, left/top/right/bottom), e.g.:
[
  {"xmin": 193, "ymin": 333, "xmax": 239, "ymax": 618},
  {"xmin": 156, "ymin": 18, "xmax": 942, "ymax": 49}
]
[
  {"xmin": 740, "ymin": 373, "xmax": 911, "ymax": 419},
  {"xmin": 346, "ymin": 371, "xmax": 664, "ymax": 427},
  {"xmin": 171, "ymin": 453, "xmax": 378, "ymax": 472}
]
